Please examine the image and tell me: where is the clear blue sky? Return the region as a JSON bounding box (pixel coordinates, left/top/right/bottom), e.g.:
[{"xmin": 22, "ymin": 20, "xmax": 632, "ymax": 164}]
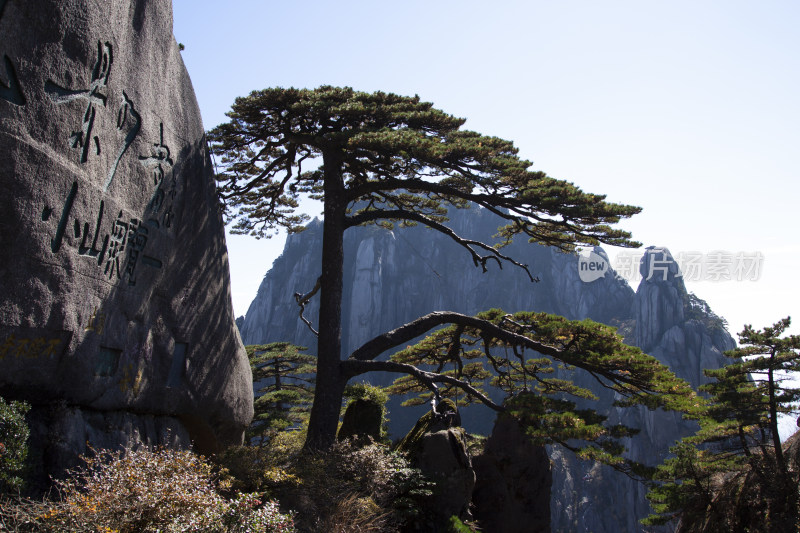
[{"xmin": 173, "ymin": 0, "xmax": 800, "ymax": 339}]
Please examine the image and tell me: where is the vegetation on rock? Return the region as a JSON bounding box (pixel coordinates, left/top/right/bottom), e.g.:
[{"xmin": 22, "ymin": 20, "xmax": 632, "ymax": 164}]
[
  {"xmin": 645, "ymin": 318, "xmax": 800, "ymax": 532},
  {"xmin": 0, "ymin": 396, "xmax": 29, "ymax": 494},
  {"xmin": 338, "ymin": 383, "xmax": 391, "ymax": 443}
]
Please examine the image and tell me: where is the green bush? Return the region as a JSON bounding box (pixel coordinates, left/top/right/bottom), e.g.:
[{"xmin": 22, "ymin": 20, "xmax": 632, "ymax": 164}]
[
  {"xmin": 214, "ymin": 443, "xmax": 302, "ymax": 497},
  {"xmin": 0, "ymin": 396, "xmax": 30, "ymax": 494},
  {"xmin": 343, "ymin": 382, "xmax": 389, "ymax": 408},
  {"xmin": 447, "ymin": 515, "xmax": 479, "ymax": 532}
]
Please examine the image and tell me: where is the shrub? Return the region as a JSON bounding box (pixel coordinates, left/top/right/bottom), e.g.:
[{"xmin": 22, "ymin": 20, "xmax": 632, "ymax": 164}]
[
  {"xmin": 0, "ymin": 396, "xmax": 30, "ymax": 494},
  {"xmin": 214, "ymin": 444, "xmax": 301, "ymax": 497},
  {"xmin": 283, "ymin": 440, "xmax": 433, "ymax": 532},
  {"xmin": 215, "ymin": 423, "xmax": 434, "ymax": 532},
  {"xmin": 222, "ymin": 494, "xmax": 297, "ymax": 533},
  {"xmin": 0, "ymin": 446, "xmax": 296, "ymax": 532}
]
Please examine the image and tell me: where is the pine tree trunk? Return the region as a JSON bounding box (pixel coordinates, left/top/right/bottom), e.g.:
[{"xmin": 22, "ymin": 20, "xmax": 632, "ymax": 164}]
[
  {"xmin": 767, "ymin": 350, "xmax": 786, "ymax": 472},
  {"xmin": 304, "ymin": 152, "xmax": 347, "ymax": 450}
]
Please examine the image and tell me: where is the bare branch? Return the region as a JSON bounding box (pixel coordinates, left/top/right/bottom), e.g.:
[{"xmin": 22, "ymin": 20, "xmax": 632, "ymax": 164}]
[
  {"xmin": 346, "ymin": 208, "xmax": 538, "ymax": 281},
  {"xmin": 217, "ymin": 150, "xmax": 292, "ymax": 200},
  {"xmin": 294, "ymin": 277, "xmax": 321, "ymax": 337}
]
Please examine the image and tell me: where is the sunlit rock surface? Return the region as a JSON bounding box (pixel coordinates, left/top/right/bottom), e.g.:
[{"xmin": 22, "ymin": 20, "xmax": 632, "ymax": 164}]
[{"xmin": 0, "ymin": 0, "xmax": 252, "ymax": 486}]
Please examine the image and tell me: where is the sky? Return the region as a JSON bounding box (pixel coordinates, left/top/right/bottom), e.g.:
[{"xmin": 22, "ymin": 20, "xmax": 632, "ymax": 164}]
[{"xmin": 172, "ymin": 0, "xmax": 800, "ymax": 340}]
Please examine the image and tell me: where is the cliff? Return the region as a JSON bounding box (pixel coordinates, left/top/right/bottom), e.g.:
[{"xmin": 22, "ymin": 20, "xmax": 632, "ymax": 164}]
[
  {"xmin": 0, "ymin": 0, "xmax": 253, "ymax": 487},
  {"xmin": 241, "ymin": 205, "xmax": 735, "ymax": 532}
]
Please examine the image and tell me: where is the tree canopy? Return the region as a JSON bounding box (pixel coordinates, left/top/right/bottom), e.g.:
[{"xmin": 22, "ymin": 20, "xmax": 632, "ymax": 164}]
[
  {"xmin": 209, "ymin": 85, "xmax": 689, "ymax": 453},
  {"xmin": 211, "ymin": 86, "xmax": 640, "ymax": 253},
  {"xmin": 246, "ymin": 343, "xmax": 315, "ymax": 446}
]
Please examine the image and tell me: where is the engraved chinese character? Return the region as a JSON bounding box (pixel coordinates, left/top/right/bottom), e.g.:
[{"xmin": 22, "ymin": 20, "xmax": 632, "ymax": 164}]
[
  {"xmin": 118, "ymin": 363, "xmax": 133, "ymax": 393},
  {"xmin": 0, "ymin": 334, "xmax": 16, "ymax": 360},
  {"xmin": 0, "ymin": 55, "xmax": 25, "ymax": 106},
  {"xmin": 43, "ymin": 181, "xmax": 79, "ymax": 253},
  {"xmin": 104, "ymin": 212, "xmax": 132, "ymax": 280},
  {"xmin": 14, "ymin": 338, "xmax": 30, "ymax": 358},
  {"xmin": 41, "ymin": 339, "xmax": 62, "ymax": 359},
  {"xmin": 0, "ymin": 1, "xmax": 26, "ymax": 106},
  {"xmin": 45, "ymin": 41, "xmax": 112, "ymax": 164},
  {"xmin": 27, "ymin": 338, "xmax": 46, "ymax": 358},
  {"xmin": 139, "ymin": 122, "xmax": 173, "ymax": 186},
  {"xmin": 78, "ymin": 200, "xmax": 109, "ymax": 264},
  {"xmin": 103, "ymin": 91, "xmax": 141, "ymax": 192},
  {"xmin": 123, "ymin": 223, "xmax": 162, "ymax": 286}
]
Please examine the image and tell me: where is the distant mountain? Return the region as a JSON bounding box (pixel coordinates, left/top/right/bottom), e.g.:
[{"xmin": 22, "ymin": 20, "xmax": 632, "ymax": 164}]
[{"xmin": 240, "ymin": 205, "xmax": 734, "ymax": 532}]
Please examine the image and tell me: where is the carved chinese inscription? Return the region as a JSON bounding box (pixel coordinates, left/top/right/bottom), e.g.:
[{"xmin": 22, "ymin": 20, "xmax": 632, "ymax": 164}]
[
  {"xmin": 117, "ymin": 362, "xmax": 144, "ymax": 396},
  {"xmin": 84, "ymin": 307, "xmax": 106, "ymax": 334},
  {"xmin": 0, "ymin": 328, "xmax": 71, "ymax": 362},
  {"xmin": 43, "ymin": 41, "xmax": 143, "ymax": 192},
  {"xmin": 0, "ymin": 55, "xmax": 25, "ymax": 106},
  {"xmin": 105, "ymin": 91, "xmax": 140, "ymax": 191},
  {"xmin": 42, "ymin": 181, "xmax": 163, "ymax": 285},
  {"xmin": 0, "ymin": 0, "xmax": 26, "ymax": 106},
  {"xmin": 141, "ymin": 122, "xmax": 176, "ymax": 231},
  {"xmin": 38, "ymin": 37, "xmax": 178, "ymax": 288},
  {"xmin": 45, "ymin": 41, "xmax": 113, "ymax": 164},
  {"xmin": 44, "ymin": 41, "xmax": 141, "ymax": 191}
]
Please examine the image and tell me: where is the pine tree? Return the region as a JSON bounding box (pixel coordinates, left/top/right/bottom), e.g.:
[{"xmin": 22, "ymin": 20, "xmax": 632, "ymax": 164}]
[
  {"xmin": 645, "ymin": 318, "xmax": 800, "ymax": 530},
  {"xmin": 210, "ymin": 85, "xmax": 693, "ymax": 451},
  {"xmin": 247, "ymin": 342, "xmax": 315, "ymax": 446}
]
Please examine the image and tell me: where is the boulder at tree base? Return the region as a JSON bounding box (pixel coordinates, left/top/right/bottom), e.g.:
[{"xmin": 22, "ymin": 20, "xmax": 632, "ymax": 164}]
[{"xmin": 397, "ymin": 399, "xmax": 476, "ymax": 524}]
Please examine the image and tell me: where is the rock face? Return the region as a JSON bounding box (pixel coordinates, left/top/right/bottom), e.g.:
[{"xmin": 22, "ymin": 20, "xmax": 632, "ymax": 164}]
[
  {"xmin": 548, "ymin": 247, "xmax": 734, "ymax": 533},
  {"xmin": 242, "ymin": 207, "xmax": 735, "ymax": 531},
  {"xmin": 472, "ymin": 412, "xmax": 551, "ymax": 533},
  {"xmin": 398, "ymin": 400, "xmax": 475, "ymax": 523},
  {"xmin": 0, "ymin": 0, "xmax": 253, "ymax": 483},
  {"xmin": 337, "ymin": 398, "xmax": 383, "ymax": 444}
]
